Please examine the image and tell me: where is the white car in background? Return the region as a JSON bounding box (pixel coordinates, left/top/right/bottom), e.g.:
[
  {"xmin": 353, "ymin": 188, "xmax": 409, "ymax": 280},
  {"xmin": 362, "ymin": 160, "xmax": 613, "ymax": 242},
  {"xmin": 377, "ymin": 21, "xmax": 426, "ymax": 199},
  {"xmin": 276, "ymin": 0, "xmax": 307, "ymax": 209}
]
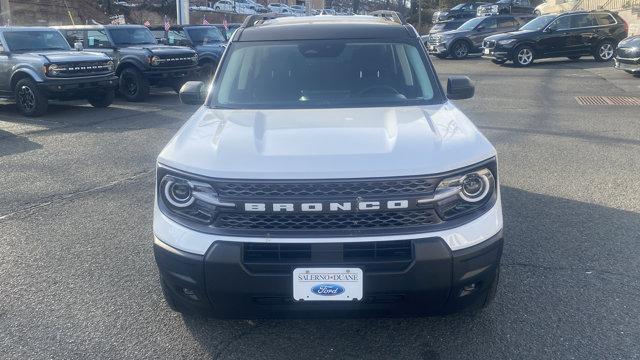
[
  {"xmin": 235, "ymin": 0, "xmax": 257, "ymax": 14},
  {"xmin": 289, "ymin": 4, "xmax": 306, "ymax": 15},
  {"xmin": 213, "ymin": 0, "xmax": 234, "ymax": 12},
  {"xmin": 533, "ymin": 0, "xmax": 578, "ymax": 15},
  {"xmin": 268, "ymin": 3, "xmax": 290, "ymax": 13}
]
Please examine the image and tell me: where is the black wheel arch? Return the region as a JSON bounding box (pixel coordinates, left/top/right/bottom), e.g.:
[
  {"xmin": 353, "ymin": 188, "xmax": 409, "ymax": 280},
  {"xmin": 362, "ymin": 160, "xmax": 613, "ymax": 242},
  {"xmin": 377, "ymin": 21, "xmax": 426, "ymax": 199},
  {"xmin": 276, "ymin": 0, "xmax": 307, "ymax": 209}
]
[{"xmin": 115, "ymin": 59, "xmax": 146, "ymax": 76}]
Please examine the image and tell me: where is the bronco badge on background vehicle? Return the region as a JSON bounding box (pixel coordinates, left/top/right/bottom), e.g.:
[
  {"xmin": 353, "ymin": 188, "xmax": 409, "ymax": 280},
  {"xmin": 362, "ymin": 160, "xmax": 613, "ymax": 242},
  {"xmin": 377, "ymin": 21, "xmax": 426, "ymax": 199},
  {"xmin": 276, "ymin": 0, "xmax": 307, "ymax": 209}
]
[
  {"xmin": 153, "ymin": 12, "xmax": 503, "ymax": 318},
  {"xmin": 0, "ymin": 27, "xmax": 117, "ymax": 116},
  {"xmin": 55, "ymin": 25, "xmax": 198, "ymax": 101}
]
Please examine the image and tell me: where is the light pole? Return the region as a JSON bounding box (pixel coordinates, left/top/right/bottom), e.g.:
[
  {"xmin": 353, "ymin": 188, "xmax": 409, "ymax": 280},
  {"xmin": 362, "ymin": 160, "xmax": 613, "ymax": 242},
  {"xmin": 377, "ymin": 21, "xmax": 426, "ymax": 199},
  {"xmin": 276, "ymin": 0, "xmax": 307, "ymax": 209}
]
[{"xmin": 176, "ymin": 0, "xmax": 190, "ymax": 25}]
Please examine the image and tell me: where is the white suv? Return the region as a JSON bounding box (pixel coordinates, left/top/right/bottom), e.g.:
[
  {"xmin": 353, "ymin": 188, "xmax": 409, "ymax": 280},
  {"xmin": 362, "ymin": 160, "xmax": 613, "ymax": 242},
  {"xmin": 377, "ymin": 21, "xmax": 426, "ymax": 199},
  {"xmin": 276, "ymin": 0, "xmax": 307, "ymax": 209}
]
[{"xmin": 154, "ymin": 14, "xmax": 503, "ymax": 318}]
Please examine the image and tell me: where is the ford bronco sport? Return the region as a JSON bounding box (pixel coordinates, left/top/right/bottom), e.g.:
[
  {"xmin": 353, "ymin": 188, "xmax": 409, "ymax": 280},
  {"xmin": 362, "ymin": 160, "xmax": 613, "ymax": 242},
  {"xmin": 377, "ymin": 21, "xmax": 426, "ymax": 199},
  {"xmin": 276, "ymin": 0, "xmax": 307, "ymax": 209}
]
[
  {"xmin": 55, "ymin": 25, "xmax": 198, "ymax": 101},
  {"xmin": 154, "ymin": 13, "xmax": 503, "ymax": 318},
  {"xmin": 0, "ymin": 27, "xmax": 116, "ymax": 116}
]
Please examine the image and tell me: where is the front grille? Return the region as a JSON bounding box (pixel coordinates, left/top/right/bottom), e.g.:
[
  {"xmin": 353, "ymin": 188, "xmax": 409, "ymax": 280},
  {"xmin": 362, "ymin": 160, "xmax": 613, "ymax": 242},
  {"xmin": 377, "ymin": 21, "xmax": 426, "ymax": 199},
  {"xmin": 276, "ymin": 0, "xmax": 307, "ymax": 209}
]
[
  {"xmin": 215, "ymin": 209, "xmax": 441, "ymax": 231},
  {"xmin": 50, "ymin": 61, "xmax": 112, "ymax": 77},
  {"xmin": 617, "ymin": 48, "xmax": 640, "ymax": 60},
  {"xmin": 243, "ymin": 240, "xmax": 414, "ymax": 273},
  {"xmin": 156, "ymin": 54, "xmax": 196, "ymax": 67},
  {"xmin": 215, "ymin": 178, "xmax": 438, "ymax": 198}
]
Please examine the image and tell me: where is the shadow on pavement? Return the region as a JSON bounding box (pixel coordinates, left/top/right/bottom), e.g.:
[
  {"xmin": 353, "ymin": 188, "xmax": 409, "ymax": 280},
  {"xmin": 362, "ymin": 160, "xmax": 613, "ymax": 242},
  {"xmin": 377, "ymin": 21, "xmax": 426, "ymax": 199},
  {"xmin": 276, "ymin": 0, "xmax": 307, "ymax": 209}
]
[
  {"xmin": 0, "ymin": 129, "xmax": 42, "ymax": 157},
  {"xmin": 178, "ymin": 186, "xmax": 640, "ymax": 359}
]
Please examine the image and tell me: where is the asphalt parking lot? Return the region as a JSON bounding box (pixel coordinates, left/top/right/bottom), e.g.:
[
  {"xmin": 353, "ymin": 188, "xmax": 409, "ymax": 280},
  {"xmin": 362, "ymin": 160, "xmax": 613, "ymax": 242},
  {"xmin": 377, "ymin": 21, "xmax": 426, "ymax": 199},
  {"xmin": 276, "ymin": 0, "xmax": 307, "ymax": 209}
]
[{"xmin": 1, "ymin": 57, "xmax": 639, "ymax": 360}]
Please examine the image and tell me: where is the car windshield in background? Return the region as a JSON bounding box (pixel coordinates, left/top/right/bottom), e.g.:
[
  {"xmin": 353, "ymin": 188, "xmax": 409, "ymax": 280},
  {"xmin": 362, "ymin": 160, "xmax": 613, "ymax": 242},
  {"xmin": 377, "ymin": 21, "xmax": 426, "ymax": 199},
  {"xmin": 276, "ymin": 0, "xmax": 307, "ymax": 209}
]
[
  {"xmin": 520, "ymin": 15, "xmax": 555, "ymax": 30},
  {"xmin": 211, "ymin": 40, "xmax": 439, "ymax": 109},
  {"xmin": 458, "ymin": 17, "xmax": 484, "ymax": 30},
  {"xmin": 187, "ymin": 27, "xmax": 226, "ymax": 44},
  {"xmin": 4, "ymin": 31, "xmax": 70, "ymax": 52},
  {"xmin": 108, "ymin": 28, "xmax": 156, "ymax": 45},
  {"xmin": 450, "ymin": 3, "xmax": 466, "ymax": 10}
]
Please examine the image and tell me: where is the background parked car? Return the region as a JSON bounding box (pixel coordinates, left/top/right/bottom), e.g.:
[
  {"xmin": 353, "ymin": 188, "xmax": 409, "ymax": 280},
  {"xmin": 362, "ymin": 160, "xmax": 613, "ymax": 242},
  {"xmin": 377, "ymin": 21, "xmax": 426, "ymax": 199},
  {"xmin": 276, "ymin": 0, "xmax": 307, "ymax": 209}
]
[
  {"xmin": 268, "ymin": 3, "xmax": 290, "ymax": 13},
  {"xmin": 482, "ymin": 11, "xmax": 628, "ymax": 66},
  {"xmin": 428, "ymin": 15, "xmax": 534, "ymax": 58},
  {"xmin": 614, "ymin": 34, "xmax": 640, "ymax": 75},
  {"xmin": 56, "ymin": 25, "xmax": 198, "ymax": 101},
  {"xmin": 0, "ymin": 27, "xmax": 117, "ymax": 116},
  {"xmin": 320, "ymin": 8, "xmax": 337, "ymax": 15},
  {"xmin": 477, "ymin": 0, "xmax": 535, "ymax": 16},
  {"xmin": 214, "ymin": 23, "xmax": 241, "ymax": 40},
  {"xmin": 421, "ymin": 18, "xmax": 468, "ymax": 44},
  {"xmin": 289, "ymin": 4, "xmax": 306, "ymax": 15},
  {"xmin": 213, "ymin": 0, "xmax": 234, "ymax": 12},
  {"xmin": 432, "ymin": 2, "xmax": 490, "ymax": 23},
  {"xmin": 150, "ymin": 25, "xmax": 226, "ymax": 81},
  {"xmin": 534, "ymin": 0, "xmax": 579, "ymax": 15}
]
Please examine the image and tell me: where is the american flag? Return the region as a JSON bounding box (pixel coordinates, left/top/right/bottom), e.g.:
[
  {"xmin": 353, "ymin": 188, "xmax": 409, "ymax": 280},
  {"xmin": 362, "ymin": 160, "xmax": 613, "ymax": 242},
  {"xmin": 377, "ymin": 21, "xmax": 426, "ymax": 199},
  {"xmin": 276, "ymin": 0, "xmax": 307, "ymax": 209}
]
[
  {"xmin": 144, "ymin": 20, "xmax": 151, "ymax": 27},
  {"xmin": 163, "ymin": 15, "xmax": 171, "ymax": 32},
  {"xmin": 202, "ymin": 16, "xmax": 209, "ymax": 25},
  {"xmin": 223, "ymin": 17, "xmax": 228, "ymax": 30}
]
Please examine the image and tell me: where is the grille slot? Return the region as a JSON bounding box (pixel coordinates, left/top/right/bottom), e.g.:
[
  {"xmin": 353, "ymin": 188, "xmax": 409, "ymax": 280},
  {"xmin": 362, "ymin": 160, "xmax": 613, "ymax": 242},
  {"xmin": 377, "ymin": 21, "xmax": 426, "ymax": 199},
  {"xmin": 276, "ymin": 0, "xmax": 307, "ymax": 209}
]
[
  {"xmin": 215, "ymin": 178, "xmax": 438, "ymax": 198},
  {"xmin": 215, "ymin": 209, "xmax": 441, "ymax": 231},
  {"xmin": 243, "ymin": 240, "xmax": 414, "ymax": 274}
]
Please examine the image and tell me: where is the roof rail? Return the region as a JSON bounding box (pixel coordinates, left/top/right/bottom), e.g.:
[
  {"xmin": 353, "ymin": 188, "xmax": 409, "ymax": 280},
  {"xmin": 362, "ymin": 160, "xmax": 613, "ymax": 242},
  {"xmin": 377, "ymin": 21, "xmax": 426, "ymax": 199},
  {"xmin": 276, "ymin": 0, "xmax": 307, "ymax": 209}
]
[
  {"xmin": 241, "ymin": 12, "xmax": 281, "ymax": 28},
  {"xmin": 369, "ymin": 10, "xmax": 404, "ymax": 25}
]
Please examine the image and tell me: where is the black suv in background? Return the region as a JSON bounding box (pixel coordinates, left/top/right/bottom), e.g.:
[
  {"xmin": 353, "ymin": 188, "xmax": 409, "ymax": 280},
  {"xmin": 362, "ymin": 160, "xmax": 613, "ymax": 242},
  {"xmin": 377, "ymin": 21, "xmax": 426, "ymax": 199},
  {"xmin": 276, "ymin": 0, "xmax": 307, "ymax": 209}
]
[
  {"xmin": 55, "ymin": 25, "xmax": 198, "ymax": 101},
  {"xmin": 482, "ymin": 11, "xmax": 628, "ymax": 66},
  {"xmin": 614, "ymin": 35, "xmax": 640, "ymax": 75},
  {"xmin": 427, "ymin": 15, "xmax": 534, "ymax": 59},
  {"xmin": 432, "ymin": 2, "xmax": 489, "ymax": 23},
  {"xmin": 477, "ymin": 0, "xmax": 535, "ymax": 16},
  {"xmin": 150, "ymin": 25, "xmax": 226, "ymax": 81}
]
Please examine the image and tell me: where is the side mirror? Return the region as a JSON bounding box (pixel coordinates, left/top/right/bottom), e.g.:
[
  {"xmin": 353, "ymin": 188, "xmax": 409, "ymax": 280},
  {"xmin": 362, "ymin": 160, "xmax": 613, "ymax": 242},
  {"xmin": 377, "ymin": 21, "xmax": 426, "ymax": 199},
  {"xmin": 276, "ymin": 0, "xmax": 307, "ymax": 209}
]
[
  {"xmin": 179, "ymin": 81, "xmax": 207, "ymax": 105},
  {"xmin": 447, "ymin": 76, "xmax": 475, "ymax": 100},
  {"xmin": 476, "ymin": 25, "xmax": 485, "ymax": 31},
  {"xmin": 74, "ymin": 41, "xmax": 84, "ymax": 51}
]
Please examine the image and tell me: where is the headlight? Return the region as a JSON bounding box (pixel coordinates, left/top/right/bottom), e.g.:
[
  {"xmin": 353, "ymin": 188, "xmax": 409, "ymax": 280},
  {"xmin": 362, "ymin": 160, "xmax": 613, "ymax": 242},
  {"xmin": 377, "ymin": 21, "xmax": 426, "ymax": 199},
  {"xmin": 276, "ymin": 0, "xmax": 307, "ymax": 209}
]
[
  {"xmin": 150, "ymin": 55, "xmax": 161, "ymax": 66},
  {"xmin": 105, "ymin": 60, "xmax": 114, "ymax": 71},
  {"xmin": 47, "ymin": 64, "xmax": 61, "ymax": 76},
  {"xmin": 190, "ymin": 54, "xmax": 198, "ymax": 63},
  {"xmin": 429, "ymin": 167, "xmax": 496, "ymax": 220},
  {"xmin": 158, "ymin": 172, "xmax": 235, "ymax": 224},
  {"xmin": 498, "ymin": 39, "xmax": 516, "ymax": 45}
]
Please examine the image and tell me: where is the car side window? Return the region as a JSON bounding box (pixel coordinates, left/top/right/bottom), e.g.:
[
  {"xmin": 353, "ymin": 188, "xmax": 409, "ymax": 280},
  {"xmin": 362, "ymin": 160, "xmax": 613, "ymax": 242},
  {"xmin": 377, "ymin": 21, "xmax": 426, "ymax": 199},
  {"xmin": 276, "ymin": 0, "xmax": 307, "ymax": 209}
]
[
  {"xmin": 62, "ymin": 30, "xmax": 84, "ymax": 46},
  {"xmin": 481, "ymin": 18, "xmax": 498, "ymax": 29},
  {"xmin": 498, "ymin": 18, "xmax": 516, "ymax": 28},
  {"xmin": 548, "ymin": 16, "xmax": 571, "ymax": 30},
  {"xmin": 168, "ymin": 30, "xmax": 190, "ymax": 46},
  {"xmin": 595, "ymin": 13, "xmax": 616, "ymax": 25},
  {"xmin": 87, "ymin": 29, "xmax": 110, "ymax": 48},
  {"xmin": 570, "ymin": 14, "xmax": 597, "ymax": 28}
]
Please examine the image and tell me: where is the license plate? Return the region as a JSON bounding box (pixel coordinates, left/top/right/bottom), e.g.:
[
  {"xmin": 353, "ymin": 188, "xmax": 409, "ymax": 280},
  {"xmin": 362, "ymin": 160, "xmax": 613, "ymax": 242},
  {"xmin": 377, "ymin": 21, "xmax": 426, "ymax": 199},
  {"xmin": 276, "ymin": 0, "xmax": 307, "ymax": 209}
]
[
  {"xmin": 429, "ymin": 45, "xmax": 436, "ymax": 51},
  {"xmin": 484, "ymin": 48, "xmax": 490, "ymax": 55},
  {"xmin": 293, "ymin": 268, "xmax": 363, "ymax": 301}
]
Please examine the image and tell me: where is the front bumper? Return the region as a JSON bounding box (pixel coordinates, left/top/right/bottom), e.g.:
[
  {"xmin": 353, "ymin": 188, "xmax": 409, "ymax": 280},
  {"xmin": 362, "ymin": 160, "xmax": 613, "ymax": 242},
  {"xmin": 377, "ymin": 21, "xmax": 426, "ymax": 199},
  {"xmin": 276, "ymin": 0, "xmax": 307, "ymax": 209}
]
[
  {"xmin": 155, "ymin": 230, "xmax": 503, "ymax": 318},
  {"xmin": 482, "ymin": 46, "xmax": 512, "ymax": 61},
  {"xmin": 614, "ymin": 58, "xmax": 640, "ymax": 73},
  {"xmin": 427, "ymin": 42, "xmax": 449, "ymax": 55},
  {"xmin": 39, "ymin": 75, "xmax": 118, "ymax": 95},
  {"xmin": 142, "ymin": 65, "xmax": 197, "ymax": 80}
]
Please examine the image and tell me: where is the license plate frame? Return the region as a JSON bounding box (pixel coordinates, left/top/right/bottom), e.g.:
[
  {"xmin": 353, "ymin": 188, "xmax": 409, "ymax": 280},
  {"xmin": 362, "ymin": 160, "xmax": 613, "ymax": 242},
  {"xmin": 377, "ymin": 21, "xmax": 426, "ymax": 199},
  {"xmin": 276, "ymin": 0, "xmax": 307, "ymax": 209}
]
[{"xmin": 293, "ymin": 268, "xmax": 363, "ymax": 301}]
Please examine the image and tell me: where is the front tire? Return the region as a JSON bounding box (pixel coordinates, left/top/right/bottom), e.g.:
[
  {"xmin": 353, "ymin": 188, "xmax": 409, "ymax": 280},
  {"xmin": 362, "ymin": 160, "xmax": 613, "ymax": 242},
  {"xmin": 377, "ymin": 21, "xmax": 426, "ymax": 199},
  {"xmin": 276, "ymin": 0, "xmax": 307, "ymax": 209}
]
[
  {"xmin": 513, "ymin": 45, "xmax": 535, "ymax": 67},
  {"xmin": 87, "ymin": 90, "xmax": 115, "ymax": 108},
  {"xmin": 14, "ymin": 78, "xmax": 48, "ymax": 117},
  {"xmin": 119, "ymin": 67, "xmax": 150, "ymax": 102},
  {"xmin": 451, "ymin": 40, "xmax": 470, "ymax": 59},
  {"xmin": 197, "ymin": 61, "xmax": 217, "ymax": 82},
  {"xmin": 594, "ymin": 40, "xmax": 615, "ymax": 62}
]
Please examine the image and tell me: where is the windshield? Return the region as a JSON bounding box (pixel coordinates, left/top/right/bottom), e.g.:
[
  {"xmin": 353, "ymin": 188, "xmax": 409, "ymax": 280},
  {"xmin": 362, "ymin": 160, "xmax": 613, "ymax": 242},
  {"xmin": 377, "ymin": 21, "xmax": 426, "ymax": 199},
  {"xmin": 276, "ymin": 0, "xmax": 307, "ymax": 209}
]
[
  {"xmin": 108, "ymin": 27, "xmax": 156, "ymax": 45},
  {"xmin": 4, "ymin": 31, "xmax": 70, "ymax": 52},
  {"xmin": 210, "ymin": 40, "xmax": 441, "ymax": 109},
  {"xmin": 450, "ymin": 3, "xmax": 466, "ymax": 10},
  {"xmin": 187, "ymin": 27, "xmax": 226, "ymax": 44},
  {"xmin": 458, "ymin": 17, "xmax": 484, "ymax": 30},
  {"xmin": 520, "ymin": 15, "xmax": 555, "ymax": 30}
]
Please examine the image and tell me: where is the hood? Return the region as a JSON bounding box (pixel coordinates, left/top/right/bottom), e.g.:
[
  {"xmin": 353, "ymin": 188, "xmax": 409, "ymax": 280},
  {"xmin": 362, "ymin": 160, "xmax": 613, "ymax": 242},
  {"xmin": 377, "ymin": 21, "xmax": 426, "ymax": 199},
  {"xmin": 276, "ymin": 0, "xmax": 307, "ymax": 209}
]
[
  {"xmin": 157, "ymin": 104, "xmax": 496, "ymax": 180},
  {"xmin": 123, "ymin": 45, "xmax": 196, "ymax": 56},
  {"xmin": 32, "ymin": 51, "xmax": 111, "ymax": 63},
  {"xmin": 485, "ymin": 29, "xmax": 536, "ymax": 41},
  {"xmin": 618, "ymin": 35, "xmax": 640, "ymax": 48}
]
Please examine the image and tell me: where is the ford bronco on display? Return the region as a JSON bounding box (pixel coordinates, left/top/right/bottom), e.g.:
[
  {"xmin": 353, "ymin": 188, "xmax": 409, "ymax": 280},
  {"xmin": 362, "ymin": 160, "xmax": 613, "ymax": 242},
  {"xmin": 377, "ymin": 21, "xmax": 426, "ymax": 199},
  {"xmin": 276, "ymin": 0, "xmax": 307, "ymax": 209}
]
[
  {"xmin": 0, "ymin": 27, "xmax": 116, "ymax": 116},
  {"xmin": 154, "ymin": 14, "xmax": 503, "ymax": 318}
]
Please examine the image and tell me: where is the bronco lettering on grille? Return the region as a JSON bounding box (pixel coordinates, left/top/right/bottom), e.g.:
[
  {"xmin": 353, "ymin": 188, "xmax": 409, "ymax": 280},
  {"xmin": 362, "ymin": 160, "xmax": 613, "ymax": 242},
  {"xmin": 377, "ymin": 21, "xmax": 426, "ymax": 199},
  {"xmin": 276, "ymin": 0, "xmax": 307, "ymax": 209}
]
[{"xmin": 243, "ymin": 200, "xmax": 410, "ymax": 212}]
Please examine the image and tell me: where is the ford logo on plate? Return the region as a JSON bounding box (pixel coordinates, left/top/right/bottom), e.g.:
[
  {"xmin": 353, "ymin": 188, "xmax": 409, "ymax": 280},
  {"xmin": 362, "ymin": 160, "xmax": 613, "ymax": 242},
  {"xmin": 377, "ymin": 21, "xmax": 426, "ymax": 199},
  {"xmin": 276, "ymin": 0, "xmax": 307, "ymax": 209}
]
[{"xmin": 311, "ymin": 284, "xmax": 345, "ymax": 296}]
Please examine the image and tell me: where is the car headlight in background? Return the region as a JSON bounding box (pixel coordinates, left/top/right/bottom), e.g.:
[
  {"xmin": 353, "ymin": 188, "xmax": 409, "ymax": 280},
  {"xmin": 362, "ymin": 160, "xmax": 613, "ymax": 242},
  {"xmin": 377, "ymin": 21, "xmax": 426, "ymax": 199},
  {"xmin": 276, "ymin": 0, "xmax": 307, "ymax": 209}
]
[
  {"xmin": 498, "ymin": 39, "xmax": 517, "ymax": 45},
  {"xmin": 105, "ymin": 60, "xmax": 115, "ymax": 71},
  {"xmin": 150, "ymin": 55, "xmax": 161, "ymax": 66},
  {"xmin": 191, "ymin": 54, "xmax": 198, "ymax": 63}
]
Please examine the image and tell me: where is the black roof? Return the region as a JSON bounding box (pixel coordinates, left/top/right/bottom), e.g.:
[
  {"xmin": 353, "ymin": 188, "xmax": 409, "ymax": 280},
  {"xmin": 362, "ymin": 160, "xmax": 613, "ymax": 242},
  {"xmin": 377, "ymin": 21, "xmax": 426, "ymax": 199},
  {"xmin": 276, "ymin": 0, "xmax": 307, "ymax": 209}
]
[{"xmin": 235, "ymin": 16, "xmax": 415, "ymax": 42}]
